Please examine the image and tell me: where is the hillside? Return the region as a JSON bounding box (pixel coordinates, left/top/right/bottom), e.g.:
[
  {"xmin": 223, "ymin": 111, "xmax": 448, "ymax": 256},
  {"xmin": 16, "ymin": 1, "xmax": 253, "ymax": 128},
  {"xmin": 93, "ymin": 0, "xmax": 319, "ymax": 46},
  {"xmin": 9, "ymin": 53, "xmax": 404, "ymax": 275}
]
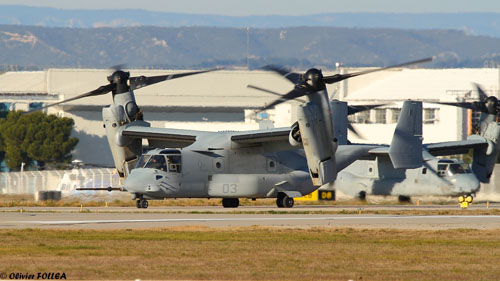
[
  {"xmin": 1, "ymin": 6, "xmax": 500, "ymax": 38},
  {"xmin": 1, "ymin": 25, "xmax": 499, "ymax": 70}
]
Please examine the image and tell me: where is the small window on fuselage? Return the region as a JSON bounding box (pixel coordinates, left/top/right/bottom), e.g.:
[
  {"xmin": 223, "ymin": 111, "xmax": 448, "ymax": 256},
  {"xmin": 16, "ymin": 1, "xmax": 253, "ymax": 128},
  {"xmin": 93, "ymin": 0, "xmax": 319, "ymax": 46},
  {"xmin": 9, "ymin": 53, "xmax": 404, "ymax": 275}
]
[
  {"xmin": 167, "ymin": 155, "xmax": 182, "ymax": 173},
  {"xmin": 437, "ymin": 164, "xmax": 447, "ymax": 177}
]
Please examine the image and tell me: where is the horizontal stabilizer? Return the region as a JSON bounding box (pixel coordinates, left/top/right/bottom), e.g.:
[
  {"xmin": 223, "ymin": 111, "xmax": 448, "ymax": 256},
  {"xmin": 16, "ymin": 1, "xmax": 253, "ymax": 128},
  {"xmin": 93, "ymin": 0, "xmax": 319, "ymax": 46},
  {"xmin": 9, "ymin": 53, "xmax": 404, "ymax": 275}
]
[{"xmin": 388, "ymin": 100, "xmax": 423, "ymax": 169}]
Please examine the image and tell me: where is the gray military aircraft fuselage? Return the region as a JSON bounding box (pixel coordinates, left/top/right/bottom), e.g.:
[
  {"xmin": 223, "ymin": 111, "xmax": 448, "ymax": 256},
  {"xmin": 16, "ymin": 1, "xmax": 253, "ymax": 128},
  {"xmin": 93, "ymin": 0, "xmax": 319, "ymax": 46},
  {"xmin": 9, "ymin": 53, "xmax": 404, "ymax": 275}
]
[
  {"xmin": 332, "ymin": 156, "xmax": 480, "ymax": 201},
  {"xmin": 121, "ymin": 99, "xmax": 424, "ymax": 208},
  {"xmin": 125, "ymin": 146, "xmax": 314, "ymax": 208},
  {"xmin": 328, "ymin": 83, "xmax": 500, "ymax": 203}
]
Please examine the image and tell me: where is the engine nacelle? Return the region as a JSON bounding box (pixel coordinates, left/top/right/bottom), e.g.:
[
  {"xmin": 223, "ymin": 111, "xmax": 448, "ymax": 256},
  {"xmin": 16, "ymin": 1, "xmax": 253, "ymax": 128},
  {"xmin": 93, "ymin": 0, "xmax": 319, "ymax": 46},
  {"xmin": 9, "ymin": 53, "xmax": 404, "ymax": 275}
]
[
  {"xmin": 297, "ymin": 103, "xmax": 337, "ymax": 186},
  {"xmin": 289, "ymin": 122, "xmax": 302, "ymax": 147},
  {"xmin": 103, "ymin": 104, "xmax": 149, "ymax": 181},
  {"xmin": 473, "ymin": 122, "xmax": 500, "ymax": 183}
]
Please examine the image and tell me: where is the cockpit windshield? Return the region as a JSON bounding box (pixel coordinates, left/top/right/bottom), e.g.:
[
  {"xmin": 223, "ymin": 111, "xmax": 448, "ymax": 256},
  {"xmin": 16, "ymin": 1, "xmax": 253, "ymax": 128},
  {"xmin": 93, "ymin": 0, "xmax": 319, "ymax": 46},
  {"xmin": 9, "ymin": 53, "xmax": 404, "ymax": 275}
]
[
  {"xmin": 438, "ymin": 161, "xmax": 472, "ymax": 177},
  {"xmin": 135, "ymin": 155, "xmax": 151, "ymax": 169},
  {"xmin": 135, "ymin": 153, "xmax": 181, "ymax": 173},
  {"xmin": 144, "ymin": 155, "xmax": 168, "ymax": 172},
  {"xmin": 448, "ymin": 163, "xmax": 471, "ymax": 175}
]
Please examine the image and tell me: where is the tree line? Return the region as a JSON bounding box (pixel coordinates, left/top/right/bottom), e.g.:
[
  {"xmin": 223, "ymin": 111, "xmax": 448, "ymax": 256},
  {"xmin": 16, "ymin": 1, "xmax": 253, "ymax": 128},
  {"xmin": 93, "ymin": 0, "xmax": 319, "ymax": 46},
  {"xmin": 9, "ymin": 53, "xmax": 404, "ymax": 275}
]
[{"xmin": 0, "ymin": 111, "xmax": 78, "ymax": 171}]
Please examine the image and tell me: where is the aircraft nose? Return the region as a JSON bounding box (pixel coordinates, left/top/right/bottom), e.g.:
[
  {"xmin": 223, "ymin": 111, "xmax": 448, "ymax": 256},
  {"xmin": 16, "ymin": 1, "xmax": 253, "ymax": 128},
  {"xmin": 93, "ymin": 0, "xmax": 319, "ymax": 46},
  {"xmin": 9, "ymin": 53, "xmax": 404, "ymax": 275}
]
[
  {"xmin": 123, "ymin": 169, "xmax": 157, "ymax": 193},
  {"xmin": 453, "ymin": 174, "xmax": 480, "ymax": 194}
]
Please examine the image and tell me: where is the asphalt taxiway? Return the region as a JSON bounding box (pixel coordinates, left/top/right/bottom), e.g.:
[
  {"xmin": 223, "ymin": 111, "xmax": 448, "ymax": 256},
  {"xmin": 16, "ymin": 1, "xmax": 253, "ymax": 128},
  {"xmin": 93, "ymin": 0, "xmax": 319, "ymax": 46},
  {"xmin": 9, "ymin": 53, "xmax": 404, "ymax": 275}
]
[{"xmin": 1, "ymin": 205, "xmax": 500, "ymax": 230}]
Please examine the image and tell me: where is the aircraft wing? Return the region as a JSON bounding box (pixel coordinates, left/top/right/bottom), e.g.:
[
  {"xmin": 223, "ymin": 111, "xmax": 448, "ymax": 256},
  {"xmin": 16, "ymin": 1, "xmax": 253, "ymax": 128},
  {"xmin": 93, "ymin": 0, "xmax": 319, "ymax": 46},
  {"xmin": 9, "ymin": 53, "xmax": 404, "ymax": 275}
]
[
  {"xmin": 423, "ymin": 137, "xmax": 488, "ymax": 156},
  {"xmin": 230, "ymin": 128, "xmax": 293, "ymax": 151},
  {"xmin": 122, "ymin": 126, "xmax": 200, "ymax": 148},
  {"xmin": 231, "ymin": 128, "xmax": 291, "ymax": 143},
  {"xmin": 360, "ymin": 137, "xmax": 488, "ymax": 160},
  {"xmin": 336, "ymin": 144, "xmax": 381, "ymax": 171}
]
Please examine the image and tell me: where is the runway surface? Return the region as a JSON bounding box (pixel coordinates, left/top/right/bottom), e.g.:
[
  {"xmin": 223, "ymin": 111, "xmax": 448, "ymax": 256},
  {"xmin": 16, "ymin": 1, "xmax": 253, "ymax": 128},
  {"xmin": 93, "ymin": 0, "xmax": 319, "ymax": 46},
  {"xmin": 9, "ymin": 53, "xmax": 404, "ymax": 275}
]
[
  {"xmin": 1, "ymin": 205, "xmax": 500, "ymax": 230},
  {"xmin": 1, "ymin": 202, "xmax": 499, "ymax": 213}
]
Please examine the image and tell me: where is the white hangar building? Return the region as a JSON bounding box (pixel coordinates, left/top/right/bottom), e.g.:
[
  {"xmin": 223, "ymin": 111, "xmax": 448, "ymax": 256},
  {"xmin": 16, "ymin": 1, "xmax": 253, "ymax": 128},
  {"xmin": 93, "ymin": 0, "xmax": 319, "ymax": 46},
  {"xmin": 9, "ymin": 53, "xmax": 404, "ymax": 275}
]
[
  {"xmin": 341, "ymin": 68, "xmax": 500, "ymax": 144},
  {"xmin": 0, "ymin": 67, "xmax": 498, "ymax": 167}
]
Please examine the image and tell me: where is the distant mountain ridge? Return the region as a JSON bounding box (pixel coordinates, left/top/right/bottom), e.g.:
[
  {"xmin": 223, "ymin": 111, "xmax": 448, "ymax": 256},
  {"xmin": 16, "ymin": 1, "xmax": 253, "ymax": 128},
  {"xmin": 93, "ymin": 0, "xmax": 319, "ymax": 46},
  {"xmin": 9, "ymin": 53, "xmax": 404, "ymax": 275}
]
[
  {"xmin": 1, "ymin": 5, "xmax": 500, "ymax": 38},
  {"xmin": 1, "ymin": 24, "xmax": 499, "ymax": 70}
]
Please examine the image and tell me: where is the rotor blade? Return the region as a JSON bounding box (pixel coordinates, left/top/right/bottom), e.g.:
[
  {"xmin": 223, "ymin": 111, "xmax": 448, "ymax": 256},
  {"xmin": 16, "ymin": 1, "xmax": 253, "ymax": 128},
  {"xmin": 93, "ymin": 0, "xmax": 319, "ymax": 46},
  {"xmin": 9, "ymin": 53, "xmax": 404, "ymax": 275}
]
[
  {"xmin": 323, "ymin": 57, "xmax": 434, "ymax": 84},
  {"xmin": 261, "ymin": 65, "xmax": 302, "ymax": 84},
  {"xmin": 258, "ymin": 87, "xmax": 310, "ymax": 112},
  {"xmin": 347, "ymin": 104, "xmax": 386, "ymax": 115},
  {"xmin": 473, "ymin": 83, "xmax": 488, "ymax": 102},
  {"xmin": 247, "ymin": 85, "xmax": 306, "ymax": 103},
  {"xmin": 434, "ymin": 101, "xmax": 485, "ymax": 112},
  {"xmin": 24, "ymin": 84, "xmax": 114, "ymax": 114},
  {"xmin": 129, "ymin": 68, "xmax": 222, "ymax": 90},
  {"xmin": 348, "ymin": 123, "xmax": 364, "ymax": 139}
]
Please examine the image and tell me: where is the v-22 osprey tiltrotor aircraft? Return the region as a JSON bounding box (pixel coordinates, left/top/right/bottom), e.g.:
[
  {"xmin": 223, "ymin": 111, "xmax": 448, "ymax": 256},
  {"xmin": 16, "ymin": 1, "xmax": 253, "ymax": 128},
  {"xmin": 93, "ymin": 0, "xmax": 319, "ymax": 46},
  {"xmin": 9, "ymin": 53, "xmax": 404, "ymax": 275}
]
[
  {"xmin": 330, "ymin": 84, "xmax": 500, "ymax": 203},
  {"xmin": 32, "ymin": 58, "xmax": 433, "ymax": 208}
]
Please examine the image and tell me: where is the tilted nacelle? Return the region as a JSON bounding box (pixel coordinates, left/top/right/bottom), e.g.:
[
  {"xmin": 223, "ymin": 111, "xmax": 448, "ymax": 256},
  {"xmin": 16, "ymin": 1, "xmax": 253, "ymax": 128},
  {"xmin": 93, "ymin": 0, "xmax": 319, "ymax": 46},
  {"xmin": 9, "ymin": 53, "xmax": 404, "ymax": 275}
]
[
  {"xmin": 102, "ymin": 98, "xmax": 149, "ymax": 181},
  {"xmin": 472, "ymin": 122, "xmax": 500, "ymax": 183},
  {"xmin": 295, "ymin": 103, "xmax": 337, "ymax": 186}
]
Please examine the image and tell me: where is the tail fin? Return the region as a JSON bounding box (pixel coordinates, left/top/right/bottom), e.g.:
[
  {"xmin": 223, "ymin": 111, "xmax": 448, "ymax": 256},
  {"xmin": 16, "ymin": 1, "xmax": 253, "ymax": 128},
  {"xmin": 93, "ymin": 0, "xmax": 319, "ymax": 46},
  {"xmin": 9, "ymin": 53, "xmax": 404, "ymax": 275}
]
[{"xmin": 388, "ymin": 100, "xmax": 423, "ymax": 169}]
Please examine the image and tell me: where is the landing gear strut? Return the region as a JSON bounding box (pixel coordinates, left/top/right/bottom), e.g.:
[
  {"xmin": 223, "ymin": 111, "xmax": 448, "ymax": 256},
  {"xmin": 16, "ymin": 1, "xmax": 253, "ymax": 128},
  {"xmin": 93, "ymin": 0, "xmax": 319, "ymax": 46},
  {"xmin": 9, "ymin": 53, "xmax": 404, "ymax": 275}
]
[
  {"xmin": 222, "ymin": 198, "xmax": 239, "ymax": 208},
  {"xmin": 136, "ymin": 198, "xmax": 149, "ymax": 209},
  {"xmin": 276, "ymin": 193, "xmax": 294, "ymax": 208}
]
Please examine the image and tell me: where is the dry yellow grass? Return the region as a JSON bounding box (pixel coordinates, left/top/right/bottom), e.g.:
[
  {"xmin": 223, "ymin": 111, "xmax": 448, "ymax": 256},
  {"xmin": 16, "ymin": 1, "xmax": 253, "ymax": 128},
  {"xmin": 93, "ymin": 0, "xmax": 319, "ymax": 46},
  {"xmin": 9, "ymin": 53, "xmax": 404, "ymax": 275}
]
[
  {"xmin": 0, "ymin": 193, "xmax": 469, "ymax": 208},
  {"xmin": 0, "ymin": 227, "xmax": 499, "ymax": 280}
]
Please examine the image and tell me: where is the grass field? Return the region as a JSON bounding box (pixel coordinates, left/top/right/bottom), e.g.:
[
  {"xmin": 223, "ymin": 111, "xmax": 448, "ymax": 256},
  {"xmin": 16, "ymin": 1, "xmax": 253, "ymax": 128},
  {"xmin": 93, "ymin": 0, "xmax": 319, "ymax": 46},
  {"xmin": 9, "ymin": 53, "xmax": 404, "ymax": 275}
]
[{"xmin": 1, "ymin": 227, "xmax": 500, "ymax": 280}]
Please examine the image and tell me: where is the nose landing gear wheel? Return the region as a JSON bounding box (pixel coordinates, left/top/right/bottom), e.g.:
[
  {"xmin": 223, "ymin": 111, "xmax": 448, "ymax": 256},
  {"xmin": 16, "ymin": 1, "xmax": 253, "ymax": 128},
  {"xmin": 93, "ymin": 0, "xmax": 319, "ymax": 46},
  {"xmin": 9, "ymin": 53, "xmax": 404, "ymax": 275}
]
[{"xmin": 136, "ymin": 199, "xmax": 149, "ymax": 209}]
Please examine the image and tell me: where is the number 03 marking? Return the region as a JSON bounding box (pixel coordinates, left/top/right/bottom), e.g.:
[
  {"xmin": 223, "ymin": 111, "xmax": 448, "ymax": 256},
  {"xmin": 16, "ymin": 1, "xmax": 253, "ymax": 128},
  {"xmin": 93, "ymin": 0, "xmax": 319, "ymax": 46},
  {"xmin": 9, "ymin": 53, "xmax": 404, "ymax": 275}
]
[{"xmin": 222, "ymin": 184, "xmax": 237, "ymax": 193}]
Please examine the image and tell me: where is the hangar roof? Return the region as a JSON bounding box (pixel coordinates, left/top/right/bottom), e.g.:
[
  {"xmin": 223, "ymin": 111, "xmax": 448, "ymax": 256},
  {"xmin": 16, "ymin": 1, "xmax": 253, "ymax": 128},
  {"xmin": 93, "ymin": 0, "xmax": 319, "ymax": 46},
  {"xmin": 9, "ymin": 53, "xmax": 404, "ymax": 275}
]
[
  {"xmin": 0, "ymin": 68, "xmax": 498, "ymax": 108},
  {"xmin": 344, "ymin": 68, "xmax": 499, "ymax": 102},
  {"xmin": 45, "ymin": 68, "xmax": 295, "ymax": 108},
  {"xmin": 0, "ymin": 71, "xmax": 47, "ymax": 94}
]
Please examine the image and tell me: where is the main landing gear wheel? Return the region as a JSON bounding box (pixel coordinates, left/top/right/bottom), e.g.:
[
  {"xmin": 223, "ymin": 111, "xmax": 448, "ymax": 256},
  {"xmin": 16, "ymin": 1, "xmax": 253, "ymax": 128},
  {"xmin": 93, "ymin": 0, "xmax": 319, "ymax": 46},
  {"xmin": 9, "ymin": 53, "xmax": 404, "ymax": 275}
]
[
  {"xmin": 283, "ymin": 196, "xmax": 294, "ymax": 208},
  {"xmin": 358, "ymin": 191, "xmax": 367, "ymax": 201},
  {"xmin": 276, "ymin": 198, "xmax": 284, "ymax": 208},
  {"xmin": 276, "ymin": 194, "xmax": 294, "ymax": 208},
  {"xmin": 136, "ymin": 199, "xmax": 149, "ymax": 209},
  {"xmin": 398, "ymin": 195, "xmax": 411, "ymax": 203},
  {"xmin": 222, "ymin": 198, "xmax": 239, "ymax": 208}
]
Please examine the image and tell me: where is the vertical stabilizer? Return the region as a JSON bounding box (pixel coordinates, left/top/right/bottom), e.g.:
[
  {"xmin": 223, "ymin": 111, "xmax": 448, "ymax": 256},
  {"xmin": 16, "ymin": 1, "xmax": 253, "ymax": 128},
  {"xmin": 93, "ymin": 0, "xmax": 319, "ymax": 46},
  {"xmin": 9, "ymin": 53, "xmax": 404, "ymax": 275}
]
[{"xmin": 388, "ymin": 100, "xmax": 423, "ymax": 169}]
